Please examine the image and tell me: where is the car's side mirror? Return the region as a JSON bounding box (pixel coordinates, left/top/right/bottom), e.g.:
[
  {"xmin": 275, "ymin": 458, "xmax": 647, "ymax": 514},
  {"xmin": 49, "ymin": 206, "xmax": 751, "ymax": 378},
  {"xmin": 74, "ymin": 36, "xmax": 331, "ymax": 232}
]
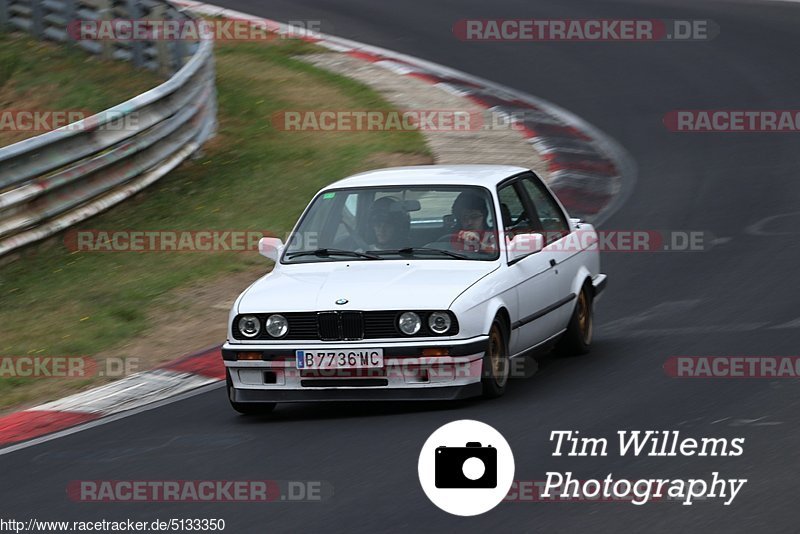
[
  {"xmin": 507, "ymin": 232, "xmax": 544, "ymax": 263},
  {"xmin": 258, "ymin": 237, "xmax": 284, "ymax": 262}
]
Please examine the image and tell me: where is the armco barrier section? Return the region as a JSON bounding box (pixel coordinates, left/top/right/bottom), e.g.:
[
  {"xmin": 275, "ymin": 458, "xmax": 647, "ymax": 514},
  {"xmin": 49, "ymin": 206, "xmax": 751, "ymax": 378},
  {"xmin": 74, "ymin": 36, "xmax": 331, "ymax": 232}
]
[{"xmin": 0, "ymin": 0, "xmax": 217, "ymax": 257}]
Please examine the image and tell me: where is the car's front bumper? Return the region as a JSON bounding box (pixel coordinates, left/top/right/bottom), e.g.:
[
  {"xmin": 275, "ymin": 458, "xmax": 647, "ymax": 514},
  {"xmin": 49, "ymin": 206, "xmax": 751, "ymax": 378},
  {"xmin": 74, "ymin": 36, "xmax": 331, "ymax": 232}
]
[{"xmin": 223, "ymin": 336, "xmax": 488, "ymax": 402}]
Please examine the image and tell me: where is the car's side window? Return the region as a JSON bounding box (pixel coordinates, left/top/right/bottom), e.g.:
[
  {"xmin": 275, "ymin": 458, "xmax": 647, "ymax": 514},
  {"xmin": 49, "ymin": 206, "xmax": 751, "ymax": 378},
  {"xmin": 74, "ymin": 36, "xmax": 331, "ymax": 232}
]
[
  {"xmin": 497, "ymin": 183, "xmax": 537, "ymax": 238},
  {"xmin": 520, "ymin": 176, "xmax": 570, "ymax": 244}
]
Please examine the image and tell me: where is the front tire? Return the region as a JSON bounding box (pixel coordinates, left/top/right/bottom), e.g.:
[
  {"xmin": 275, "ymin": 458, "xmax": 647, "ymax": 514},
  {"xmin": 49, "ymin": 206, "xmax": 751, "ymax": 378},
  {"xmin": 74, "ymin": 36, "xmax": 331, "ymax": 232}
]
[
  {"xmin": 226, "ymin": 370, "xmax": 276, "ymax": 415},
  {"xmin": 556, "ymin": 284, "xmax": 593, "ymax": 356},
  {"xmin": 482, "ymin": 317, "xmax": 510, "ymax": 398}
]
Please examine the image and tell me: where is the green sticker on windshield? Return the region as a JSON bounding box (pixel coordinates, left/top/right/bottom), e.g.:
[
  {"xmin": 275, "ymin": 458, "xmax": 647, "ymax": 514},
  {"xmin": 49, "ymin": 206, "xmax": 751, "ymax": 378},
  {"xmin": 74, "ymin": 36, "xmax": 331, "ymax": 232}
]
[{"xmin": 323, "ymin": 192, "xmax": 335, "ymax": 199}]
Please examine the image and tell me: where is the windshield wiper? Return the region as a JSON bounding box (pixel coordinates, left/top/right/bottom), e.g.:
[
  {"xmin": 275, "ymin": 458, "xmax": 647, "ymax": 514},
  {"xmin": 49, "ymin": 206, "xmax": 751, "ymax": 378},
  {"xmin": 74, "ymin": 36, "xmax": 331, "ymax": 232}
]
[
  {"xmin": 286, "ymin": 248, "xmax": 382, "ymax": 260},
  {"xmin": 372, "ymin": 247, "xmax": 469, "ymax": 259}
]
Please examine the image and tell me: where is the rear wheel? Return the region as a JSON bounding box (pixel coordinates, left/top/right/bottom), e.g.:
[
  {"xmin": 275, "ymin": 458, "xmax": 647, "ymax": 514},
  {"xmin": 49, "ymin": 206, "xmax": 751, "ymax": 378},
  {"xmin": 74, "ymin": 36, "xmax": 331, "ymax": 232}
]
[
  {"xmin": 556, "ymin": 284, "xmax": 593, "ymax": 356},
  {"xmin": 226, "ymin": 370, "xmax": 276, "ymax": 415},
  {"xmin": 482, "ymin": 317, "xmax": 510, "ymax": 398}
]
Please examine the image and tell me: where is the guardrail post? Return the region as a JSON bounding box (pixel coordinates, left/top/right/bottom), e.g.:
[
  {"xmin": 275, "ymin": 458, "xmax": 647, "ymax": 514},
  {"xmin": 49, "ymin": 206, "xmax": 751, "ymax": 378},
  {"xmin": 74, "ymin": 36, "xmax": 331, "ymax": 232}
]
[
  {"xmin": 31, "ymin": 0, "xmax": 44, "ymax": 37},
  {"xmin": 0, "ymin": 0, "xmax": 8, "ymax": 31},
  {"xmin": 96, "ymin": 0, "xmax": 113, "ymax": 60},
  {"xmin": 125, "ymin": 0, "xmax": 144, "ymax": 67},
  {"xmin": 170, "ymin": 6, "xmax": 187, "ymax": 71},
  {"xmin": 150, "ymin": 4, "xmax": 170, "ymax": 76},
  {"xmin": 62, "ymin": 0, "xmax": 76, "ymax": 42}
]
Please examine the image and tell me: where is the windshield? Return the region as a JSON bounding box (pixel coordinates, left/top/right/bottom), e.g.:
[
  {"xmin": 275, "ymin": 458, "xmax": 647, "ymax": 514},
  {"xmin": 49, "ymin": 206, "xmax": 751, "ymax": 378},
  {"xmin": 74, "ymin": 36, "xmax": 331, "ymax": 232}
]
[{"xmin": 282, "ymin": 185, "xmax": 500, "ymax": 263}]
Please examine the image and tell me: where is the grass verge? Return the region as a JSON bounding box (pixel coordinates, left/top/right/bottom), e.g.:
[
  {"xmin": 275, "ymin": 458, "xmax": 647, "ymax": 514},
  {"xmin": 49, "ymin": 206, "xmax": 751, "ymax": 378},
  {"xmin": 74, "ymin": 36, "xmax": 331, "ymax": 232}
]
[
  {"xmin": 0, "ymin": 37, "xmax": 431, "ymax": 410},
  {"xmin": 0, "ymin": 32, "xmax": 161, "ymax": 145}
]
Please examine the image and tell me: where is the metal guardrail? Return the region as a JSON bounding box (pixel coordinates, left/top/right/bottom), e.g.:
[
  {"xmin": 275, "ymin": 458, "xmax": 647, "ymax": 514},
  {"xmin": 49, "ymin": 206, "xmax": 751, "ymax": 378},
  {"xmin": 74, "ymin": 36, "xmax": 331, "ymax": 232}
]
[{"xmin": 0, "ymin": 0, "xmax": 217, "ymax": 257}]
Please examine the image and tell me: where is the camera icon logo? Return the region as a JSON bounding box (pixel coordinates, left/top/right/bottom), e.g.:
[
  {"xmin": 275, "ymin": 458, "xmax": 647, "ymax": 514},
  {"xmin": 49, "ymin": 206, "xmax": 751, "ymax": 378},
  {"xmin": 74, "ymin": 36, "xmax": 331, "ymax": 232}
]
[
  {"xmin": 418, "ymin": 420, "xmax": 515, "ymax": 516},
  {"xmin": 435, "ymin": 442, "xmax": 497, "ymax": 488}
]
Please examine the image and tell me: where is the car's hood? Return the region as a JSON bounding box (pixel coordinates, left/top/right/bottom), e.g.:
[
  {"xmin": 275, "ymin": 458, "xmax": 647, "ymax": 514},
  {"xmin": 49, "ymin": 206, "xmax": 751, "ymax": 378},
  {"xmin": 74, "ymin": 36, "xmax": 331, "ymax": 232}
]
[{"xmin": 238, "ymin": 261, "xmax": 499, "ymax": 313}]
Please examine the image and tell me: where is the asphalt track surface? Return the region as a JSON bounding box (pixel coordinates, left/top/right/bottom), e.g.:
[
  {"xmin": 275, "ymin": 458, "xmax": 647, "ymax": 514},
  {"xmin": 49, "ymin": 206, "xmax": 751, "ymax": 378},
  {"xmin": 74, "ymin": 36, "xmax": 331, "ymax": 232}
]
[{"xmin": 3, "ymin": 0, "xmax": 800, "ymax": 531}]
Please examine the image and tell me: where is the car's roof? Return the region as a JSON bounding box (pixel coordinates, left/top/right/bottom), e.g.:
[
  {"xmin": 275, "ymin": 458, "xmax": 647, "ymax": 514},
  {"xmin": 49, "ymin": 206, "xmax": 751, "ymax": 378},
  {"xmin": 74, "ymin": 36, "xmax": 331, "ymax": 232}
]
[{"xmin": 325, "ymin": 165, "xmax": 529, "ymax": 189}]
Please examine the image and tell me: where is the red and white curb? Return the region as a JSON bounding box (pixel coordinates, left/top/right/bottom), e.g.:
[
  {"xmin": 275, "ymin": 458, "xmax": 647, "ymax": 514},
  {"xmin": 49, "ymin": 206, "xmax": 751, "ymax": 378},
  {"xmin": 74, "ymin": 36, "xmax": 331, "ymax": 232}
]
[
  {"xmin": 0, "ymin": 2, "xmax": 635, "ymax": 450},
  {"xmin": 0, "ymin": 346, "xmax": 223, "ymax": 449}
]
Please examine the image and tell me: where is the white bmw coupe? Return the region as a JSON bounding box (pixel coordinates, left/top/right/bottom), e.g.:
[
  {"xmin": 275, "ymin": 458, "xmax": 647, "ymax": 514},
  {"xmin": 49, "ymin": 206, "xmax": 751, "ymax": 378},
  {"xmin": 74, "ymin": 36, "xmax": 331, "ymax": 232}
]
[{"xmin": 223, "ymin": 165, "xmax": 606, "ymax": 413}]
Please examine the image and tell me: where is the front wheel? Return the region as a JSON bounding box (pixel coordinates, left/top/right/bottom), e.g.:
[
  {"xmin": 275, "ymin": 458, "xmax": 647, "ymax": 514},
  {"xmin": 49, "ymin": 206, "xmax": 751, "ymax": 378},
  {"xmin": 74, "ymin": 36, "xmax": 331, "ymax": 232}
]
[
  {"xmin": 482, "ymin": 317, "xmax": 510, "ymax": 398},
  {"xmin": 556, "ymin": 285, "xmax": 593, "ymax": 356},
  {"xmin": 226, "ymin": 370, "xmax": 276, "ymax": 415}
]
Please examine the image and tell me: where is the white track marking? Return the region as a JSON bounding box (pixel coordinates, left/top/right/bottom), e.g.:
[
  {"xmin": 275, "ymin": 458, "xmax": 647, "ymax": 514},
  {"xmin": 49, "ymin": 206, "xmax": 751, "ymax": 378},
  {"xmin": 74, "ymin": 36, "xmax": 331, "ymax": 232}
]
[
  {"xmin": 33, "ymin": 370, "xmax": 218, "ymax": 415},
  {"xmin": 599, "ymin": 300, "xmax": 702, "ymax": 335},
  {"xmin": 770, "ymin": 317, "xmax": 800, "ymax": 329},
  {"xmin": 746, "ymin": 211, "xmax": 800, "ymax": 236}
]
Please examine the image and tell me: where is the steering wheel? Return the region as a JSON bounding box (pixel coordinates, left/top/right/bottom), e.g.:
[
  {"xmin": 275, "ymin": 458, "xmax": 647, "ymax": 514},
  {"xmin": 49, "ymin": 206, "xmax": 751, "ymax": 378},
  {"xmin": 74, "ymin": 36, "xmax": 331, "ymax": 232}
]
[{"xmin": 341, "ymin": 218, "xmax": 371, "ymax": 250}]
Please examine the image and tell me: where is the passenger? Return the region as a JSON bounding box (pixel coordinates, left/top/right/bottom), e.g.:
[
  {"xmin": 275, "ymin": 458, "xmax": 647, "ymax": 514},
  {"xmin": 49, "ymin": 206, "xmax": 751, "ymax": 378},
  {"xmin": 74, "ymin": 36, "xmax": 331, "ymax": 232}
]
[{"xmin": 451, "ymin": 192, "xmax": 496, "ymax": 253}]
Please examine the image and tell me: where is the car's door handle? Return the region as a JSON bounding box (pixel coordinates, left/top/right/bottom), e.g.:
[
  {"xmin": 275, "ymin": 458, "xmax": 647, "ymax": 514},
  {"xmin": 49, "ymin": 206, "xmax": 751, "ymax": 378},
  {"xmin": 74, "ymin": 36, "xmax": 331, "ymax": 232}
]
[{"xmin": 549, "ymin": 259, "xmax": 557, "ymax": 267}]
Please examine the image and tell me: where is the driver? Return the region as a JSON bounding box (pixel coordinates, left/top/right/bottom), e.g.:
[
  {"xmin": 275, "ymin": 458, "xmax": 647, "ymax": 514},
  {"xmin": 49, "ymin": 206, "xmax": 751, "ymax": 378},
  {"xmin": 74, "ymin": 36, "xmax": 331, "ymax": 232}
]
[{"xmin": 366, "ymin": 196, "xmax": 410, "ymax": 250}]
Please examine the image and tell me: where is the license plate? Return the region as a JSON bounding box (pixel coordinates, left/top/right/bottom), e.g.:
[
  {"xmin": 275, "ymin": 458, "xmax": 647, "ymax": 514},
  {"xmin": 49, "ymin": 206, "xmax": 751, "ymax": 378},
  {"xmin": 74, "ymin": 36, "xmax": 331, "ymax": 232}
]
[{"xmin": 296, "ymin": 349, "xmax": 384, "ymax": 370}]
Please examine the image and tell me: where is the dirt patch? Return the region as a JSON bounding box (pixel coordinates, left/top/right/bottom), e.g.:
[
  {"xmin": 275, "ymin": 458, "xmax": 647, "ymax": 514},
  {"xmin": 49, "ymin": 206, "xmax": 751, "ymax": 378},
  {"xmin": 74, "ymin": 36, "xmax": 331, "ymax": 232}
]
[{"xmin": 101, "ymin": 265, "xmax": 265, "ymax": 367}]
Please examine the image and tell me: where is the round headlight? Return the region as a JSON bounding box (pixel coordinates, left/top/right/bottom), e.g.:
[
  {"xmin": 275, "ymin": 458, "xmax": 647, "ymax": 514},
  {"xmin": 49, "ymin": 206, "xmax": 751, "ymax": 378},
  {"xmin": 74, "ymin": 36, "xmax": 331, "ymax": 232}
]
[
  {"xmin": 238, "ymin": 315, "xmax": 261, "ymax": 338},
  {"xmin": 428, "ymin": 312, "xmax": 452, "ymax": 334},
  {"xmin": 398, "ymin": 312, "xmax": 421, "ymax": 335},
  {"xmin": 265, "ymin": 314, "xmax": 289, "ymax": 338}
]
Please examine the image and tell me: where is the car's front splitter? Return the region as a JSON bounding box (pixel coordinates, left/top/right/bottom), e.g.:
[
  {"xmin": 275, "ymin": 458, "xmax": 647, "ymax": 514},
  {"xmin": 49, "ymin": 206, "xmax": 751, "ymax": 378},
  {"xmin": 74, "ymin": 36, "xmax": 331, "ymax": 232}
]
[{"xmin": 230, "ymin": 381, "xmax": 483, "ymax": 403}]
